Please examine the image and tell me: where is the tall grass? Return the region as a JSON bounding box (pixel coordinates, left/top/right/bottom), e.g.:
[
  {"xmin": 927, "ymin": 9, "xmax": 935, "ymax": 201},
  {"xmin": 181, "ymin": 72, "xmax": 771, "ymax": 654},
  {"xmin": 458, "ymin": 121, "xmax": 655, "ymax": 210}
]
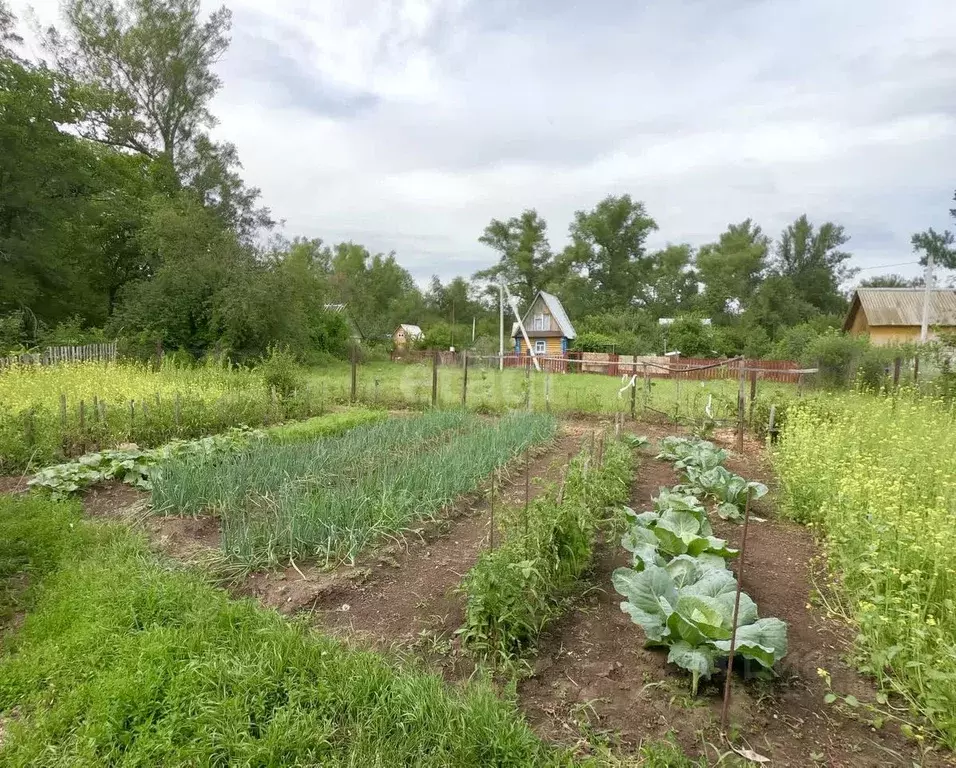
[
  {"xmin": 0, "ymin": 495, "xmax": 571, "ymax": 766},
  {"xmin": 775, "ymin": 392, "xmax": 956, "ymax": 746},
  {"xmin": 0, "ymin": 360, "xmax": 326, "ymax": 471}
]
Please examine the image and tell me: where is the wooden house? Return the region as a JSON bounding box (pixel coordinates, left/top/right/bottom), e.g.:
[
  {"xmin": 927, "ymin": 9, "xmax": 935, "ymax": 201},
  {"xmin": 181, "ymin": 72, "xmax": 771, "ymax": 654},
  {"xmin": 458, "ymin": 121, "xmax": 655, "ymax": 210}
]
[
  {"xmin": 393, "ymin": 324, "xmax": 424, "ymax": 349},
  {"xmin": 511, "ymin": 290, "xmax": 576, "ymax": 356},
  {"xmin": 843, "ymin": 288, "xmax": 956, "ymax": 345}
]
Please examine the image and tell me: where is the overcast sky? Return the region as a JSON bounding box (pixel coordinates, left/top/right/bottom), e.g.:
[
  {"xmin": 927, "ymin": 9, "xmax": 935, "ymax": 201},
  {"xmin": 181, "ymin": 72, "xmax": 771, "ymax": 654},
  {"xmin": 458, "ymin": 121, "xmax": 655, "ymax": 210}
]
[{"xmin": 11, "ymin": 0, "xmax": 956, "ymax": 285}]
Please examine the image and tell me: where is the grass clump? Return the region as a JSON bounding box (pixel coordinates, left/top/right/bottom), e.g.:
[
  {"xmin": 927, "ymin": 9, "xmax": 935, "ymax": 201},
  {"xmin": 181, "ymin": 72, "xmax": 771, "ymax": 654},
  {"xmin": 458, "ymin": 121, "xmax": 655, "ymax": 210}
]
[
  {"xmin": 0, "ymin": 494, "xmax": 571, "ymax": 766},
  {"xmin": 775, "ymin": 392, "xmax": 956, "ymax": 746},
  {"xmin": 459, "ymin": 437, "xmax": 633, "ymax": 660}
]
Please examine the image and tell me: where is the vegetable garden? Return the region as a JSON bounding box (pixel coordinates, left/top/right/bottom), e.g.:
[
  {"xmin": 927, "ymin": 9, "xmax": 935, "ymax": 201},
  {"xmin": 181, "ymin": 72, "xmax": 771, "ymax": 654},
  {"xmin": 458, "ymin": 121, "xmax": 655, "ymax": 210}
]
[{"xmin": 1, "ymin": 359, "xmax": 954, "ymax": 765}]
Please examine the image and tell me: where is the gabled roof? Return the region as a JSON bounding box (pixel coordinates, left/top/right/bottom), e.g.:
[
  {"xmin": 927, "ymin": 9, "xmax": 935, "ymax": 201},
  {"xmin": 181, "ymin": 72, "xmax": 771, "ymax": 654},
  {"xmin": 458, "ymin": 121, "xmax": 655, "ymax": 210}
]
[
  {"xmin": 397, "ymin": 324, "xmax": 423, "ymax": 338},
  {"xmin": 844, "ymin": 288, "xmax": 956, "ymax": 330},
  {"xmin": 514, "ymin": 291, "xmax": 576, "ymax": 339}
]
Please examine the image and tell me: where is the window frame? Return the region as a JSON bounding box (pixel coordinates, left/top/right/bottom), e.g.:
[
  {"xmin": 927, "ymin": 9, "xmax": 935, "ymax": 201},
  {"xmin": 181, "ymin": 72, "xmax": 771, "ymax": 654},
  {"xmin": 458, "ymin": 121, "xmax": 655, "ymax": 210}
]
[{"xmin": 534, "ymin": 339, "xmax": 547, "ymax": 355}]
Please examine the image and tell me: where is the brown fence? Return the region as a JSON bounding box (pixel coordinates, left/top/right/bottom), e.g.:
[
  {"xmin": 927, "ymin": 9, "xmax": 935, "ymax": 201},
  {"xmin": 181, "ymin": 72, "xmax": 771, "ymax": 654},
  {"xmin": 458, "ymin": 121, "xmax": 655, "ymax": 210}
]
[
  {"xmin": 0, "ymin": 342, "xmax": 118, "ymax": 369},
  {"xmin": 391, "ymin": 349, "xmax": 803, "ymax": 383}
]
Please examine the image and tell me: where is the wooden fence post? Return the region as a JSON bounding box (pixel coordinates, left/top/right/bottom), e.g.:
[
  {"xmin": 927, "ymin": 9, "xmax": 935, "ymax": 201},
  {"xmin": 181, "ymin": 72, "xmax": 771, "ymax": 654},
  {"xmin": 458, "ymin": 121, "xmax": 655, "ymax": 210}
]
[
  {"xmin": 913, "ymin": 355, "xmax": 920, "ymax": 384},
  {"xmin": 545, "ymin": 368, "xmax": 551, "ymax": 412},
  {"xmin": 431, "ymin": 349, "xmax": 439, "ymax": 407},
  {"xmin": 736, "ymin": 359, "xmax": 746, "ymax": 453},
  {"xmin": 893, "ymin": 357, "xmax": 902, "ymax": 388},
  {"xmin": 129, "ymin": 400, "xmax": 135, "ymax": 435},
  {"xmin": 525, "ymin": 355, "xmax": 531, "ymax": 410},
  {"xmin": 631, "ymin": 360, "xmax": 637, "ymax": 420},
  {"xmin": 24, "ymin": 408, "xmax": 35, "ymax": 450},
  {"xmin": 461, "ymin": 350, "xmax": 468, "ymax": 407},
  {"xmin": 748, "ymin": 370, "xmax": 758, "ymax": 426},
  {"xmin": 350, "ymin": 345, "xmax": 358, "ymax": 404}
]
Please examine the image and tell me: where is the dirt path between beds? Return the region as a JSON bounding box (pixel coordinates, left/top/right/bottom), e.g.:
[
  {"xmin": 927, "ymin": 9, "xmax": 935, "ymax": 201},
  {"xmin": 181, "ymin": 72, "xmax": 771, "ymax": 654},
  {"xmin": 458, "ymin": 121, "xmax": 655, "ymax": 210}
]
[{"xmin": 517, "ymin": 429, "xmax": 946, "ymax": 768}]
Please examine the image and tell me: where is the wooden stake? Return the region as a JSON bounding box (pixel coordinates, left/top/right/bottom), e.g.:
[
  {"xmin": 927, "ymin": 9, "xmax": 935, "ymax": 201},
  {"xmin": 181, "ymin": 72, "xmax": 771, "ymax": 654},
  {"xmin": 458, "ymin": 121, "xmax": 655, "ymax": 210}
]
[
  {"xmin": 736, "ymin": 358, "xmax": 746, "ymax": 453},
  {"xmin": 489, "ymin": 473, "xmax": 496, "ymax": 551},
  {"xmin": 768, "ymin": 404, "xmax": 778, "ymax": 444},
  {"xmin": 461, "ymin": 350, "xmax": 468, "ymax": 406},
  {"xmin": 721, "ymin": 486, "xmax": 754, "ymax": 733},
  {"xmin": 431, "ymin": 349, "xmax": 439, "ymax": 407},
  {"xmin": 350, "ymin": 345, "xmax": 358, "ymax": 403},
  {"xmin": 893, "ymin": 357, "xmax": 901, "ymax": 388}
]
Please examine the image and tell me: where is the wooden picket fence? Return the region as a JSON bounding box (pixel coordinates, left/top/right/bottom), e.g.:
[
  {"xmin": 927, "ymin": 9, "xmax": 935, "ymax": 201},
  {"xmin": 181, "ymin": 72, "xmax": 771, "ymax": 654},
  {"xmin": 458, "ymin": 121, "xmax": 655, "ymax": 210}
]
[{"xmin": 0, "ymin": 342, "xmax": 118, "ymax": 369}]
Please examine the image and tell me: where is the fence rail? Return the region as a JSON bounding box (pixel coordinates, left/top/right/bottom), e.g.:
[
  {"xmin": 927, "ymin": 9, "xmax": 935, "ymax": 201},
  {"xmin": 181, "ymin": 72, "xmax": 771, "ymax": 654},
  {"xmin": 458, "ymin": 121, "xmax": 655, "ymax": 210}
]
[
  {"xmin": 392, "ymin": 350, "xmax": 805, "ymax": 383},
  {"xmin": 0, "ymin": 342, "xmax": 117, "ymax": 369}
]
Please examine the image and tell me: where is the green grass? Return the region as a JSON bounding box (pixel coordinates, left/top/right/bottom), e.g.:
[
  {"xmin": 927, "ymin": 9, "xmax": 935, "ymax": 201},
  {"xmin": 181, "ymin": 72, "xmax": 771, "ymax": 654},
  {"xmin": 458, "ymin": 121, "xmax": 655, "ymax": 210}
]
[
  {"xmin": 154, "ymin": 412, "xmax": 558, "ymax": 566},
  {"xmin": 305, "ymin": 361, "xmax": 796, "ymax": 424},
  {"xmin": 775, "ymin": 391, "xmax": 956, "ymax": 747},
  {"xmin": 0, "ymin": 494, "xmax": 576, "ymax": 766}
]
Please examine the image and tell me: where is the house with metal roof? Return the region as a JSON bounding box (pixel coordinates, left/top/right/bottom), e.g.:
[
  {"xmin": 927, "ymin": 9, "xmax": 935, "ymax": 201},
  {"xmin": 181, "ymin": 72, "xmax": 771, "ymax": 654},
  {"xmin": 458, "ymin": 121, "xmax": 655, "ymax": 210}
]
[
  {"xmin": 393, "ymin": 323, "xmax": 424, "ymax": 349},
  {"xmin": 511, "ymin": 290, "xmax": 577, "ymax": 356},
  {"xmin": 844, "ymin": 288, "xmax": 956, "ymax": 345}
]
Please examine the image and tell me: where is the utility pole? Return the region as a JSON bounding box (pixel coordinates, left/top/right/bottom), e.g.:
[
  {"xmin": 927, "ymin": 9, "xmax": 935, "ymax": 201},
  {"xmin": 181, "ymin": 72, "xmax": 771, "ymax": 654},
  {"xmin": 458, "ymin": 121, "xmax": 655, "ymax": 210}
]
[
  {"xmin": 499, "ymin": 281, "xmax": 504, "ymax": 371},
  {"xmin": 920, "ymin": 253, "xmax": 934, "ymax": 343}
]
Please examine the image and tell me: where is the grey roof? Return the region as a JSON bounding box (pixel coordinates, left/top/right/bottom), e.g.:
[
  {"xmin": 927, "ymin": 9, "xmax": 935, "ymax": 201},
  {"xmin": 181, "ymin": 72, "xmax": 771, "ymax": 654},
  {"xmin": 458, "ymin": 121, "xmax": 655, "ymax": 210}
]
[
  {"xmin": 845, "ymin": 289, "xmax": 956, "ymax": 329},
  {"xmin": 532, "ymin": 291, "xmax": 576, "ymax": 339},
  {"xmin": 398, "ymin": 324, "xmax": 423, "ymax": 337}
]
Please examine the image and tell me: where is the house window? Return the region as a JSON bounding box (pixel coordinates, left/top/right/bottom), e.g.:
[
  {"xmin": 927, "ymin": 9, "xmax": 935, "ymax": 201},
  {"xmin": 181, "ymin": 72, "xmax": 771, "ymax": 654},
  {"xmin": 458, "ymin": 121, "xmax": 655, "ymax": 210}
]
[
  {"xmin": 534, "ymin": 340, "xmax": 547, "ymax": 355},
  {"xmin": 532, "ymin": 313, "xmax": 547, "ymax": 331}
]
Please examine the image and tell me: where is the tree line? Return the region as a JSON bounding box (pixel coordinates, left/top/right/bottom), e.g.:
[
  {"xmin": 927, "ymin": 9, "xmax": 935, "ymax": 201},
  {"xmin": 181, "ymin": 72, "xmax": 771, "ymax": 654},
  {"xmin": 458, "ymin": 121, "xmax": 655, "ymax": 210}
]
[{"xmin": 2, "ymin": 0, "xmax": 954, "ymax": 364}]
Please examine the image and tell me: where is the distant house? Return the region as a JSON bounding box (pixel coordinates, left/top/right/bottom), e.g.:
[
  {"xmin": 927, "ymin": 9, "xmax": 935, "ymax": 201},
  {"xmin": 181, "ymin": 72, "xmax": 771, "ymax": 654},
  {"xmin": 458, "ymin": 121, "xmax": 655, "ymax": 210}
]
[
  {"xmin": 844, "ymin": 288, "xmax": 956, "ymax": 345},
  {"xmin": 512, "ymin": 290, "xmax": 576, "ymax": 356},
  {"xmin": 393, "ymin": 324, "xmax": 424, "ymax": 349},
  {"xmin": 324, "ymin": 304, "xmax": 363, "ymax": 343}
]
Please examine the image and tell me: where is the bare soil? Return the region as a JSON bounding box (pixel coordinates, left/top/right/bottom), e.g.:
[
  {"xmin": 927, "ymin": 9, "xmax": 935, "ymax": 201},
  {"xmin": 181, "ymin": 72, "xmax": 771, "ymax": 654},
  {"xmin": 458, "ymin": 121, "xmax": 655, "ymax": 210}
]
[
  {"xmin": 518, "ymin": 427, "xmax": 948, "ymax": 767},
  {"xmin": 291, "ymin": 426, "xmax": 594, "ymax": 646},
  {"xmin": 60, "ymin": 417, "xmax": 954, "ymax": 766}
]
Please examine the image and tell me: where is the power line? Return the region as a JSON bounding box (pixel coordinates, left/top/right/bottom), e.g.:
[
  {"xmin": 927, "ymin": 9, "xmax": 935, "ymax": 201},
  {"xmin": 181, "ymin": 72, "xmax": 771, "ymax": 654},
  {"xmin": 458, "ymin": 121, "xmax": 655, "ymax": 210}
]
[{"xmin": 855, "ymin": 260, "xmax": 920, "ymax": 272}]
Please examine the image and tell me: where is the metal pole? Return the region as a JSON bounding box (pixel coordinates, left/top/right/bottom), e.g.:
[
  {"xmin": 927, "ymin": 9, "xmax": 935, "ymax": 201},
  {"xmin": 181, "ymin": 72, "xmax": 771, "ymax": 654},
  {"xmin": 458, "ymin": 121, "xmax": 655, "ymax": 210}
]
[
  {"xmin": 721, "ymin": 487, "xmax": 754, "ymax": 732},
  {"xmin": 920, "ymin": 253, "xmax": 934, "ymax": 342}
]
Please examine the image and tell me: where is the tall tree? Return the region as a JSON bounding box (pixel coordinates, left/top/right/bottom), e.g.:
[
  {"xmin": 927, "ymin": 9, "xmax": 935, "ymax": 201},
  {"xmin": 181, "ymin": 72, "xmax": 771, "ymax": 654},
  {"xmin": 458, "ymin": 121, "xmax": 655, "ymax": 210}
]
[
  {"xmin": 46, "ymin": 0, "xmax": 271, "ymax": 237},
  {"xmin": 911, "ymin": 228, "xmax": 956, "ymax": 271},
  {"xmin": 563, "ymin": 195, "xmax": 658, "ymax": 310},
  {"xmin": 773, "ymin": 215, "xmax": 854, "ymax": 314},
  {"xmin": 643, "ymin": 244, "xmax": 698, "ymax": 318},
  {"xmin": 695, "ymin": 219, "xmax": 768, "ymax": 321},
  {"xmin": 47, "ymin": 0, "xmax": 230, "ymax": 162},
  {"xmin": 474, "ymin": 209, "xmax": 554, "ymax": 307}
]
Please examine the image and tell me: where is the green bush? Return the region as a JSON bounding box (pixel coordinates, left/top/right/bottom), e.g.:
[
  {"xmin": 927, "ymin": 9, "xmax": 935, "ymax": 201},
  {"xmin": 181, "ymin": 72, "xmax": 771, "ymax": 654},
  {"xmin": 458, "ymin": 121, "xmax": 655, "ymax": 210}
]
[
  {"xmin": 458, "ymin": 438, "xmax": 633, "ymax": 660},
  {"xmin": 257, "ymin": 345, "xmax": 304, "ymax": 398},
  {"xmin": 803, "ymin": 331, "xmax": 867, "ymax": 388}
]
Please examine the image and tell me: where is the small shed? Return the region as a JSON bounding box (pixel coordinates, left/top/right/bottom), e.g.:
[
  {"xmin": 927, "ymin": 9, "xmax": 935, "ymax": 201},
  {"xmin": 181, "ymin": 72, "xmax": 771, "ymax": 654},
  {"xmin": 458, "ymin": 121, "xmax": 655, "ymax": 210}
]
[
  {"xmin": 512, "ymin": 290, "xmax": 576, "ymax": 356},
  {"xmin": 843, "ymin": 288, "xmax": 956, "ymax": 345},
  {"xmin": 393, "ymin": 324, "xmax": 424, "ymax": 349}
]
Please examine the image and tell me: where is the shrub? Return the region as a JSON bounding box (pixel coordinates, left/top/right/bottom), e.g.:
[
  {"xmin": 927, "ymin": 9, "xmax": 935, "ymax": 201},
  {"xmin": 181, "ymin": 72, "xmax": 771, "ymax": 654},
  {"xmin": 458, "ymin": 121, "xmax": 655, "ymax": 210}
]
[{"xmin": 257, "ymin": 345, "xmax": 303, "ymax": 398}]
